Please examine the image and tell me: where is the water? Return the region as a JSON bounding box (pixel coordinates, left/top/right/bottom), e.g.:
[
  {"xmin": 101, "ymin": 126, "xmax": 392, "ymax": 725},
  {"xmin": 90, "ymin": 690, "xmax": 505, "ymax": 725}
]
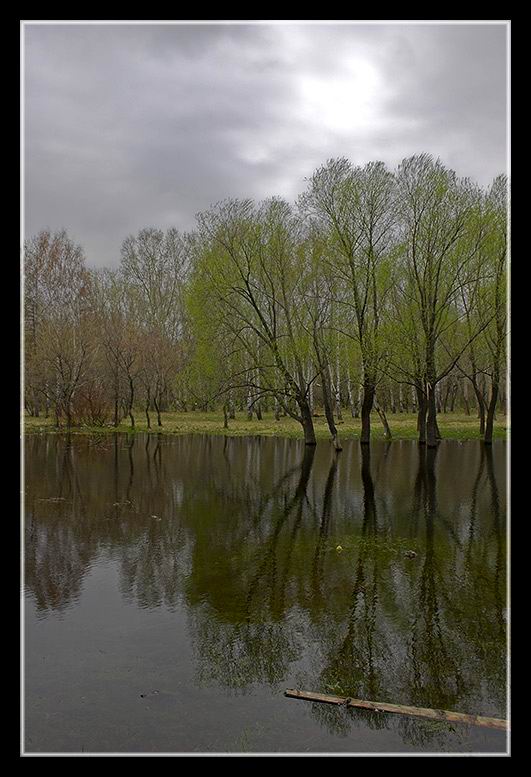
[{"xmin": 23, "ymin": 433, "xmax": 508, "ymax": 753}]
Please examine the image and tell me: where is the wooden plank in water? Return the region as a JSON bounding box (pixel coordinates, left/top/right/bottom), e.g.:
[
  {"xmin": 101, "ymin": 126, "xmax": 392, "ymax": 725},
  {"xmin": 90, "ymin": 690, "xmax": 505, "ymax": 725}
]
[{"xmin": 284, "ymin": 689, "xmax": 508, "ymax": 731}]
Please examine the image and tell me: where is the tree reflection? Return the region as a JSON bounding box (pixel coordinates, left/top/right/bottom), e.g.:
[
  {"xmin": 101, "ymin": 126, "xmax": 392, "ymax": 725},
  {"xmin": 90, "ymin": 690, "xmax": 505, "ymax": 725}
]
[
  {"xmin": 310, "ymin": 444, "xmax": 394, "ymax": 735},
  {"xmin": 25, "ymin": 434, "xmax": 507, "ymax": 746},
  {"xmin": 407, "ymin": 448, "xmax": 464, "ymax": 713}
]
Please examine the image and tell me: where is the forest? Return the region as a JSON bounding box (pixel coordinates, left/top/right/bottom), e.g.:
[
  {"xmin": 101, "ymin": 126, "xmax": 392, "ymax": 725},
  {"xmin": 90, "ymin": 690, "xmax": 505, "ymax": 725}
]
[{"xmin": 23, "ymin": 153, "xmax": 508, "ymax": 448}]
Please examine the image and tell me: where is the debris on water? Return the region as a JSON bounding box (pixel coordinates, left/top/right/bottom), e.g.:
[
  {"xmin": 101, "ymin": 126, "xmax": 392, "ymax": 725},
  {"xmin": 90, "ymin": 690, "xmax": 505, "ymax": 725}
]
[{"xmin": 404, "ymin": 550, "xmax": 417, "ymax": 559}]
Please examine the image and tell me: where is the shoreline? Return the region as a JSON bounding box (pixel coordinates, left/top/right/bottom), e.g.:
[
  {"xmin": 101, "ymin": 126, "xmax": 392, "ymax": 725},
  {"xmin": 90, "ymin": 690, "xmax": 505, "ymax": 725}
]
[{"xmin": 22, "ymin": 411, "xmax": 508, "ymax": 442}]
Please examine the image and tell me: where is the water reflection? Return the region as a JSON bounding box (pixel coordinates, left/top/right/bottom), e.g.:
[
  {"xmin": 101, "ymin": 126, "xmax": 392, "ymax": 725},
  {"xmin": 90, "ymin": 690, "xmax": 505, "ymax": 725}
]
[{"xmin": 24, "ymin": 433, "xmax": 507, "ymax": 750}]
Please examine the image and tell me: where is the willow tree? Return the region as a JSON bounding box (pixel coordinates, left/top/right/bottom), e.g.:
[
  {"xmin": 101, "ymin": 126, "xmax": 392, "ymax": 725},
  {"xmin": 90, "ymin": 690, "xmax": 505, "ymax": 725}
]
[
  {"xmin": 193, "ymin": 197, "xmax": 319, "ymax": 444},
  {"xmin": 297, "ymin": 225, "xmax": 344, "ymax": 450},
  {"xmin": 394, "ymin": 155, "xmax": 495, "ymax": 447},
  {"xmin": 483, "ymin": 175, "xmax": 508, "ymax": 444},
  {"xmin": 301, "ymin": 158, "xmax": 396, "ymax": 443}
]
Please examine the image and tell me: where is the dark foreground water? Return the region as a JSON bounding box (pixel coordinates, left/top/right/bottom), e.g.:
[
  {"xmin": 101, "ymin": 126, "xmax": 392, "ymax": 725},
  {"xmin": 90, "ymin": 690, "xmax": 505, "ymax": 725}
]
[{"xmin": 24, "ymin": 433, "xmax": 508, "ymax": 754}]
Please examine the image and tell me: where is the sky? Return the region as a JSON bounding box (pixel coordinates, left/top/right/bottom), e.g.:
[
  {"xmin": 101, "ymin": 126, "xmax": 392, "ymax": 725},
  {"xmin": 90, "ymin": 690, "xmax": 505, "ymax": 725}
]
[{"xmin": 24, "ymin": 21, "xmax": 508, "ymax": 268}]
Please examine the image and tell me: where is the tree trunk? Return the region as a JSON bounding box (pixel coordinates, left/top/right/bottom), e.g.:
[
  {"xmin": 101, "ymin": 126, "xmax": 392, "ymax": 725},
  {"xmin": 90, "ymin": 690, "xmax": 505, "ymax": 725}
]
[
  {"xmin": 449, "ymin": 381, "xmax": 458, "ymax": 412},
  {"xmin": 463, "ymin": 378, "xmax": 470, "ymax": 415},
  {"xmin": 113, "ymin": 370, "xmax": 119, "ymax": 427},
  {"xmin": 360, "ymin": 380, "xmax": 375, "ymax": 444},
  {"xmin": 416, "ymin": 385, "xmax": 427, "ymax": 445},
  {"xmin": 426, "ymin": 377, "xmax": 438, "ymax": 448},
  {"xmin": 322, "ymin": 368, "xmax": 342, "ymax": 451},
  {"xmin": 145, "ymin": 401, "xmax": 151, "ymax": 429},
  {"xmin": 374, "ymin": 398, "xmax": 392, "ymax": 439},
  {"xmin": 153, "ymin": 394, "xmax": 162, "ymax": 427},
  {"xmin": 334, "ymin": 360, "xmax": 342, "ymax": 421},
  {"xmin": 346, "ymin": 368, "xmax": 356, "ymax": 418},
  {"xmin": 65, "ymin": 395, "xmax": 73, "ymax": 428},
  {"xmin": 442, "ymin": 379, "xmax": 450, "ymax": 414},
  {"xmin": 223, "ymin": 403, "xmax": 229, "ymax": 429},
  {"xmin": 435, "ymin": 383, "xmax": 442, "ymax": 414},
  {"xmin": 472, "ymin": 379, "xmax": 486, "ymax": 436},
  {"xmin": 390, "ymin": 386, "xmax": 397, "ymax": 414},
  {"xmin": 299, "ymin": 397, "xmax": 317, "ymax": 446},
  {"xmin": 484, "ymin": 373, "xmax": 499, "ymax": 444},
  {"xmin": 355, "ymin": 383, "xmax": 362, "ymax": 418},
  {"xmin": 126, "ymin": 374, "xmax": 135, "ymax": 428},
  {"xmin": 247, "ymin": 388, "xmax": 253, "ymax": 420}
]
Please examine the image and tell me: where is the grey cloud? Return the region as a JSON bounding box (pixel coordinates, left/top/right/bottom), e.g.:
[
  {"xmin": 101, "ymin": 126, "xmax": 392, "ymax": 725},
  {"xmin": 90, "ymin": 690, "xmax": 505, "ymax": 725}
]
[{"xmin": 24, "ymin": 22, "xmax": 508, "ymax": 267}]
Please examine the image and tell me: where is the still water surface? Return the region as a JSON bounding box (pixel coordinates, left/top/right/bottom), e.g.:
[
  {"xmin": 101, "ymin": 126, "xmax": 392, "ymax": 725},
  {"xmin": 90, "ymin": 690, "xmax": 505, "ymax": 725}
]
[{"xmin": 24, "ymin": 434, "xmax": 507, "ymax": 753}]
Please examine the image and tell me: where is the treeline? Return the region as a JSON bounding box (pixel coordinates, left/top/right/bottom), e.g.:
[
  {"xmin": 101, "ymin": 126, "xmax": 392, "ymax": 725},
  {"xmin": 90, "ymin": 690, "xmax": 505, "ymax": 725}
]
[{"xmin": 24, "ymin": 153, "xmax": 507, "ymax": 446}]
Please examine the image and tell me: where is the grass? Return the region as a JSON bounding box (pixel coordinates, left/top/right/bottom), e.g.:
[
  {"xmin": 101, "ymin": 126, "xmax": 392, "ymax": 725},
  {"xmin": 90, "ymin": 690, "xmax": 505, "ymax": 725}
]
[{"xmin": 23, "ymin": 409, "xmax": 508, "ymax": 441}]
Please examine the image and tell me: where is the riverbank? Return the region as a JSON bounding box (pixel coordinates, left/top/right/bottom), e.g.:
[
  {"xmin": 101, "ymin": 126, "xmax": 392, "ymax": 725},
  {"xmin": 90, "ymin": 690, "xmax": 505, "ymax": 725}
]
[{"xmin": 23, "ymin": 410, "xmax": 508, "ymax": 441}]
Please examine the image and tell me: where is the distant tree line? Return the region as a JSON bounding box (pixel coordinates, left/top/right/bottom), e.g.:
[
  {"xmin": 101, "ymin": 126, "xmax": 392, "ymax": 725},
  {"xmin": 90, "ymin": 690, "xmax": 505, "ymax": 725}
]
[{"xmin": 24, "ymin": 154, "xmax": 508, "ymax": 446}]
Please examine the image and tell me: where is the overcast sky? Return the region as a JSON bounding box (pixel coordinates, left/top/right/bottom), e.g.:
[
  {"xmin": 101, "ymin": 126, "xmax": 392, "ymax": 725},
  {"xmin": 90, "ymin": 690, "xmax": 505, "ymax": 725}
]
[{"xmin": 24, "ymin": 22, "xmax": 508, "ymax": 268}]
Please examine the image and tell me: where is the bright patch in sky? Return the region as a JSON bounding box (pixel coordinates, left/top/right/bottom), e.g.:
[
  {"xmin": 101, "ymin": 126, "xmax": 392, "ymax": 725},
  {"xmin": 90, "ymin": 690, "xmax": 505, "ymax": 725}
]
[{"xmin": 298, "ymin": 58, "xmax": 382, "ymax": 134}]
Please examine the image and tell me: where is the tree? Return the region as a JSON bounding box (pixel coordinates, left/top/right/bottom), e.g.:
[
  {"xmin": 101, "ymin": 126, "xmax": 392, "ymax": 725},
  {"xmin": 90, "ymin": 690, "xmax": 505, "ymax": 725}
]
[
  {"xmin": 193, "ymin": 197, "xmax": 319, "ymax": 444},
  {"xmin": 24, "ymin": 229, "xmax": 94, "ymax": 427},
  {"xmin": 483, "ymin": 176, "xmax": 508, "ymax": 444},
  {"xmin": 393, "ymin": 155, "xmax": 496, "ymax": 447},
  {"xmin": 120, "ymin": 228, "xmax": 190, "ymax": 425},
  {"xmin": 301, "ymin": 158, "xmax": 396, "ymax": 443}
]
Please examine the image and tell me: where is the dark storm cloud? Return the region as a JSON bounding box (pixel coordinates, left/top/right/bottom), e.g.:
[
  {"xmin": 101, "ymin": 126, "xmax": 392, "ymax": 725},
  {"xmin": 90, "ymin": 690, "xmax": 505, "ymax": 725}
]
[{"xmin": 24, "ymin": 22, "xmax": 508, "ymax": 267}]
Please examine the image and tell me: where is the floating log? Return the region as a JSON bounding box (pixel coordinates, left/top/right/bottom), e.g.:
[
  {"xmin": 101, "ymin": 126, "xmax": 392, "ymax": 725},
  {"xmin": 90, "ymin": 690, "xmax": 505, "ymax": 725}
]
[{"xmin": 284, "ymin": 689, "xmax": 508, "ymax": 731}]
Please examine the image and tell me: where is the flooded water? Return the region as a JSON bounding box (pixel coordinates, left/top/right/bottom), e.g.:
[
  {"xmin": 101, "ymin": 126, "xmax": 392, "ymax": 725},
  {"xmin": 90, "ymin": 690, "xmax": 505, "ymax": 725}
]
[{"xmin": 23, "ymin": 433, "xmax": 508, "ymax": 754}]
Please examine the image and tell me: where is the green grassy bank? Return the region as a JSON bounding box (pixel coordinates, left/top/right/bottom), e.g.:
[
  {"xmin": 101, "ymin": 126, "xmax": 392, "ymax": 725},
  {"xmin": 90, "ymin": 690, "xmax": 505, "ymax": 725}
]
[{"xmin": 23, "ymin": 410, "xmax": 508, "ymax": 441}]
